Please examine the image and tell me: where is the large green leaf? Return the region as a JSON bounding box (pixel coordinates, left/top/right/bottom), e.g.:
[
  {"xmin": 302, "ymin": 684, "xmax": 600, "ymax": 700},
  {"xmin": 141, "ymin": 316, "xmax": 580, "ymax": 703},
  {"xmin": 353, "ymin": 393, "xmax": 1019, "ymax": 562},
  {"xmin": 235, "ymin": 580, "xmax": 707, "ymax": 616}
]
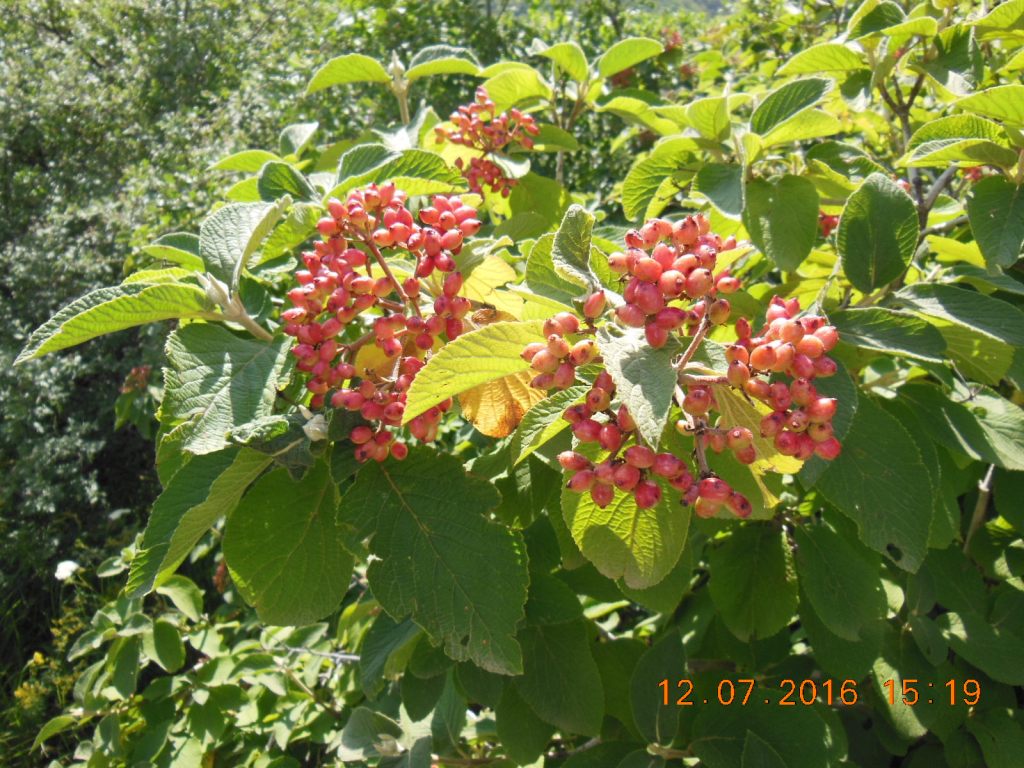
[
  {"xmin": 898, "ymin": 382, "xmax": 1024, "ymax": 471},
  {"xmin": 223, "ymin": 461, "xmax": 351, "ymax": 626},
  {"xmin": 536, "ymin": 41, "xmax": 589, "ymax": 83},
  {"xmin": 901, "ymin": 114, "xmax": 1017, "ymax": 168},
  {"xmin": 777, "ymin": 43, "xmax": 867, "ymax": 75},
  {"xmin": 621, "ymin": 137, "xmax": 699, "ymax": 221},
  {"xmin": 306, "ymin": 53, "xmax": 390, "ymax": 95},
  {"xmin": 829, "ymin": 307, "xmax": 946, "ymax": 362},
  {"xmin": 279, "ymin": 121, "xmax": 319, "ymax": 157},
  {"xmin": 16, "ymin": 282, "xmax": 212, "ymax": 364},
  {"xmin": 562, "ymin": 463, "xmax": 691, "ymax": 590},
  {"xmin": 966, "ymin": 709, "xmax": 1024, "ymax": 768},
  {"xmin": 524, "ymin": 233, "xmax": 586, "ymax": 304},
  {"xmin": 329, "ymin": 144, "xmax": 463, "ymax": 199},
  {"xmin": 935, "ymin": 611, "xmax": 1024, "ymax": 685},
  {"xmin": 596, "ymin": 327, "xmax": 678, "ymax": 447},
  {"xmin": 551, "ymin": 205, "xmax": 599, "ymax": 289},
  {"xmin": 837, "ymin": 173, "xmax": 919, "ymax": 292},
  {"xmin": 514, "ymin": 619, "xmax": 604, "ymax": 735},
  {"xmin": 160, "ymin": 324, "xmax": 293, "ymax": 455},
  {"xmin": 140, "ymin": 232, "xmax": 204, "ymax": 270},
  {"xmin": 406, "ymin": 45, "xmax": 481, "ymax": 80},
  {"xmin": 793, "ymin": 520, "xmax": 885, "ymax": 641},
  {"xmin": 815, "ymin": 393, "xmax": 933, "ymax": 571},
  {"xmin": 126, "ymin": 448, "xmax": 271, "ymax": 596},
  {"xmin": 340, "ymin": 449, "xmax": 528, "ymax": 674},
  {"xmin": 482, "ymin": 67, "xmax": 552, "ymax": 111},
  {"xmin": 199, "ymin": 199, "xmax": 289, "ymax": 287},
  {"xmin": 742, "ymin": 175, "xmax": 819, "ymax": 271},
  {"xmin": 257, "ymin": 162, "xmax": 319, "ymax": 203},
  {"xmin": 749, "ymin": 77, "xmax": 832, "ymax": 136},
  {"xmin": 403, "ymin": 320, "xmax": 544, "ymax": 423},
  {"xmin": 966, "ymin": 176, "xmax": 1024, "ymax": 269},
  {"xmin": 894, "ymin": 283, "xmax": 1024, "ymax": 348},
  {"xmin": 685, "ymin": 96, "xmax": 731, "ymax": 141},
  {"xmin": 597, "ymin": 37, "xmax": 664, "ymax": 78},
  {"xmin": 629, "ymin": 630, "xmax": 684, "ymax": 744},
  {"xmin": 495, "ymin": 683, "xmax": 555, "ymax": 764},
  {"xmin": 511, "ymin": 385, "xmax": 587, "ymax": 465},
  {"xmin": 708, "ymin": 523, "xmax": 798, "ymax": 641},
  {"xmin": 210, "ymin": 149, "xmax": 282, "ymax": 173},
  {"xmin": 956, "ymin": 85, "xmax": 1024, "ymax": 128},
  {"xmin": 694, "ymin": 163, "xmax": 744, "ymax": 219}
]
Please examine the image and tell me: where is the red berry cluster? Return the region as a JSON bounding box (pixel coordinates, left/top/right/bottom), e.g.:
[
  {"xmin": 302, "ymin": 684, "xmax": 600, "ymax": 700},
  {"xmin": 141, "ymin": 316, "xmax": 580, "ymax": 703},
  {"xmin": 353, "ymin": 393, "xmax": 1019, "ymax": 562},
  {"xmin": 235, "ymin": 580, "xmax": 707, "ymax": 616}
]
[
  {"xmin": 120, "ymin": 364, "xmax": 152, "ymax": 394},
  {"xmin": 434, "ymin": 87, "xmax": 540, "ymax": 196},
  {"xmin": 607, "ymin": 213, "xmax": 741, "ymax": 348},
  {"xmin": 283, "ymin": 182, "xmax": 482, "ymax": 461},
  {"xmin": 520, "ymin": 312, "xmax": 600, "ymax": 389},
  {"xmin": 726, "ymin": 296, "xmax": 842, "ymax": 462},
  {"xmin": 818, "ymin": 211, "xmax": 839, "ymax": 238},
  {"xmin": 557, "ymin": 372, "xmax": 698, "ymax": 510}
]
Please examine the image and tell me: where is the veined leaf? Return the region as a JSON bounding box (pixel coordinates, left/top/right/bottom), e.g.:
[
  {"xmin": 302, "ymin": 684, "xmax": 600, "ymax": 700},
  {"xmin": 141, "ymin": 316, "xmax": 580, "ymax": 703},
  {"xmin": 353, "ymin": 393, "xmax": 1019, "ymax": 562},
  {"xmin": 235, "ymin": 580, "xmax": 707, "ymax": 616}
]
[
  {"xmin": 777, "ymin": 43, "xmax": 867, "ymax": 75},
  {"xmin": 830, "ymin": 307, "xmax": 947, "ymax": 362},
  {"xmin": 749, "ymin": 77, "xmax": 832, "ymax": 137},
  {"xmin": 406, "ymin": 45, "xmax": 481, "ymax": 80},
  {"xmin": 837, "ymin": 173, "xmax": 918, "ymax": 292},
  {"xmin": 621, "ymin": 137, "xmax": 699, "ymax": 221},
  {"xmin": 552, "ymin": 205, "xmax": 599, "ymax": 289},
  {"xmin": 209, "ymin": 149, "xmax": 282, "ymax": 173},
  {"xmin": 459, "ymin": 369, "xmax": 548, "ymax": 438},
  {"xmin": 403, "ymin": 320, "xmax": 544, "ymax": 423},
  {"xmin": 743, "ymin": 175, "xmax": 819, "ymax": 271},
  {"xmin": 956, "ymin": 85, "xmax": 1024, "ymax": 128},
  {"xmin": 536, "ymin": 41, "xmax": 589, "ymax": 83},
  {"xmin": 16, "ymin": 282, "xmax": 213, "ymax": 364},
  {"xmin": 966, "ymin": 176, "xmax": 1024, "ymax": 269},
  {"xmin": 306, "ymin": 53, "xmax": 390, "ymax": 95},
  {"xmin": 511, "ymin": 385, "xmax": 588, "ymax": 465},
  {"xmin": 597, "ymin": 37, "xmax": 664, "ymax": 78},
  {"xmin": 199, "ymin": 199, "xmax": 290, "ymax": 288},
  {"xmin": 328, "ymin": 144, "xmax": 463, "ymax": 200}
]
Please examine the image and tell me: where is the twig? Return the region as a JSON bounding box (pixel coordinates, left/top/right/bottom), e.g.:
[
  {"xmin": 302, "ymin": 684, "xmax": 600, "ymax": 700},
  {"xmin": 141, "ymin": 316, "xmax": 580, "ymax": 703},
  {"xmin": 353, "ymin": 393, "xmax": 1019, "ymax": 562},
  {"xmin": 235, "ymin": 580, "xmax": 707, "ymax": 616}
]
[
  {"xmin": 675, "ymin": 317, "xmax": 711, "ymax": 372},
  {"xmin": 363, "ymin": 239, "xmax": 422, "ymax": 317},
  {"xmin": 963, "ymin": 464, "xmax": 995, "ymax": 554},
  {"xmin": 921, "ymin": 214, "xmax": 969, "ymax": 237},
  {"xmin": 920, "ymin": 166, "xmax": 958, "ymax": 224}
]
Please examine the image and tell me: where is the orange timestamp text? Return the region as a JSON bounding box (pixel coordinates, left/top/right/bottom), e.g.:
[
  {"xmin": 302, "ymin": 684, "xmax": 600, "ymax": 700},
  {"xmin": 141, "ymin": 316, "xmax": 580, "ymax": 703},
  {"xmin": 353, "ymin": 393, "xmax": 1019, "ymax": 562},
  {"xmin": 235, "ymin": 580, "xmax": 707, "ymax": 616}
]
[{"xmin": 658, "ymin": 678, "xmax": 981, "ymax": 707}]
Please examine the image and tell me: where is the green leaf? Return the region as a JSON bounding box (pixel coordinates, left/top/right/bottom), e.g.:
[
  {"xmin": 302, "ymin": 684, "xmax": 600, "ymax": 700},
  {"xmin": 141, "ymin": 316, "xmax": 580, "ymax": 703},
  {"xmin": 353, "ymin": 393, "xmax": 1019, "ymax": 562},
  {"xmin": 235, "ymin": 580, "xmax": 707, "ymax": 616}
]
[
  {"xmin": 199, "ymin": 199, "xmax": 289, "ymax": 288},
  {"xmin": 338, "ymin": 707, "xmax": 403, "ymax": 761},
  {"xmin": 32, "ymin": 715, "xmax": 81, "ymax": 750},
  {"xmin": 160, "ymin": 324, "xmax": 293, "ymax": 455},
  {"xmin": 749, "ymin": 77, "xmax": 832, "ymax": 136},
  {"xmin": 143, "ymin": 620, "xmax": 185, "ymax": 673},
  {"xmin": 742, "ymin": 175, "xmax": 819, "ymax": 271},
  {"xmin": 140, "ymin": 232, "xmax": 205, "ymax": 270},
  {"xmin": 330, "ymin": 144, "xmax": 463, "ymax": 200},
  {"xmin": 536, "ymin": 41, "xmax": 590, "ymax": 82},
  {"xmin": 621, "ymin": 137, "xmax": 699, "ymax": 221},
  {"xmin": 482, "ymin": 67, "xmax": 552, "ymax": 111},
  {"xmin": 496, "ymin": 683, "xmax": 554, "ymax": 764},
  {"xmin": 897, "ymin": 382, "xmax": 1024, "ymax": 471},
  {"xmin": 531, "ymin": 123, "xmax": 581, "ymax": 151},
  {"xmin": 830, "ymin": 307, "xmax": 946, "ymax": 362},
  {"xmin": 406, "ymin": 45, "xmax": 481, "ymax": 80},
  {"xmin": 935, "ymin": 611, "xmax": 1024, "ymax": 685},
  {"xmin": 511, "ymin": 385, "xmax": 587, "ymax": 465},
  {"xmin": 894, "ymin": 283, "xmax": 1024, "ymax": 348},
  {"xmin": 694, "ymin": 163, "xmax": 744, "ymax": 219},
  {"xmin": 901, "ymin": 114, "xmax": 1017, "ymax": 168},
  {"xmin": 816, "ymin": 393, "xmax": 933, "ymax": 571},
  {"xmin": 685, "ymin": 96, "xmax": 731, "ymax": 141},
  {"xmin": 966, "ymin": 708, "xmax": 1024, "ymax": 768},
  {"xmin": 156, "ymin": 575, "xmax": 204, "ymax": 621},
  {"xmin": 514, "ymin": 619, "xmax": 604, "ymax": 735},
  {"xmin": 210, "ymin": 149, "xmax": 282, "ymax": 173},
  {"xmin": 126, "ymin": 448, "xmax": 271, "ymax": 596},
  {"xmin": 837, "ymin": 173, "xmax": 919, "ymax": 292},
  {"xmin": 956, "ymin": 85, "xmax": 1024, "ymax": 128},
  {"xmin": 306, "ymin": 53, "xmax": 390, "ymax": 95},
  {"xmin": 847, "ymin": 0, "xmax": 906, "ymax": 37},
  {"xmin": 15, "ymin": 282, "xmax": 212, "ymax": 364},
  {"xmin": 279, "ymin": 121, "xmax": 319, "ymax": 157},
  {"xmin": 777, "ymin": 43, "xmax": 867, "ymax": 75},
  {"xmin": 967, "ymin": 176, "xmax": 1024, "ymax": 269},
  {"xmin": 629, "ymin": 629, "xmax": 684, "ymax": 744},
  {"xmin": 340, "ymin": 449, "xmax": 528, "ymax": 674},
  {"xmin": 762, "ymin": 109, "xmax": 841, "ymax": 147},
  {"xmin": 971, "ymin": 0, "xmax": 1024, "ymax": 42},
  {"xmin": 742, "ymin": 732, "xmax": 788, "ymax": 768},
  {"xmin": 596, "ymin": 327, "xmax": 678, "ymax": 447},
  {"xmin": 257, "ymin": 162, "xmax": 319, "ymax": 203},
  {"xmin": 793, "ymin": 521, "xmax": 885, "ymax": 640},
  {"xmin": 598, "ymin": 37, "xmax": 665, "ymax": 78},
  {"xmin": 562, "ymin": 464, "xmax": 691, "ymax": 590},
  {"xmin": 223, "ymin": 461, "xmax": 351, "ymax": 626},
  {"xmin": 403, "ymin": 320, "xmax": 543, "ymax": 423},
  {"xmin": 360, "ymin": 615, "xmax": 421, "ymax": 697},
  {"xmin": 524, "ymin": 234, "xmax": 585, "ymax": 304},
  {"xmin": 708, "ymin": 523, "xmax": 797, "ymax": 641},
  {"xmin": 551, "ymin": 205, "xmax": 599, "ymax": 289}
]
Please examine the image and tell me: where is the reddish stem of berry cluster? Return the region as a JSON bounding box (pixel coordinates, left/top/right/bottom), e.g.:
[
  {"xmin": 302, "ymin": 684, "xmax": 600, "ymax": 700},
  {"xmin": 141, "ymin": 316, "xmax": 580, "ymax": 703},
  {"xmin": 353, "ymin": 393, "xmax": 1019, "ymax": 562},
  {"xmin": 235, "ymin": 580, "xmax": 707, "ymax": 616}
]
[
  {"xmin": 435, "ymin": 87, "xmax": 541, "ymax": 197},
  {"xmin": 525, "ymin": 213, "xmax": 845, "ymax": 520},
  {"xmin": 282, "ymin": 183, "xmax": 482, "ymax": 462}
]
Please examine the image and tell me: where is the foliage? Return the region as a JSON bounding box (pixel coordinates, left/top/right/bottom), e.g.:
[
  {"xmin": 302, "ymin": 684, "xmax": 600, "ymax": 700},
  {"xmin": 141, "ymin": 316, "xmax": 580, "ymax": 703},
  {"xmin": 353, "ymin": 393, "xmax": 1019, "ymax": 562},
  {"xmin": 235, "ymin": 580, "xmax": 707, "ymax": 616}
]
[{"xmin": 11, "ymin": 0, "xmax": 1024, "ymax": 766}]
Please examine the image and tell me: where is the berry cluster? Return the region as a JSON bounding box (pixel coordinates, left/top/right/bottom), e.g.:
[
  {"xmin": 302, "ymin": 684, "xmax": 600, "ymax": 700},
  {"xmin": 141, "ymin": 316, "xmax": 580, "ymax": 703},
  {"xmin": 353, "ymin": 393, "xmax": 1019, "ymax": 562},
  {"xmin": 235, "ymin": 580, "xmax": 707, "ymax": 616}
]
[
  {"xmin": 434, "ymin": 87, "xmax": 540, "ymax": 196},
  {"xmin": 526, "ymin": 213, "xmax": 844, "ymax": 521},
  {"xmin": 283, "ymin": 182, "xmax": 481, "ymax": 461},
  {"xmin": 607, "ymin": 213, "xmax": 740, "ymax": 348},
  {"xmin": 120, "ymin": 364, "xmax": 152, "ymax": 394},
  {"xmin": 818, "ymin": 211, "xmax": 839, "ymax": 238}
]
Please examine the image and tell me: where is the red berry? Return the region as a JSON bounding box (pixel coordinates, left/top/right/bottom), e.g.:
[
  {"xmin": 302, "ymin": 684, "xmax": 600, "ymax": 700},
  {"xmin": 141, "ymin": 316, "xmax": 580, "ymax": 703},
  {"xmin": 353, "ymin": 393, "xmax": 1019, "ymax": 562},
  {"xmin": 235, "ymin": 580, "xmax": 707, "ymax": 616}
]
[
  {"xmin": 624, "ymin": 445, "xmax": 656, "ymax": 468},
  {"xmin": 558, "ymin": 451, "xmax": 592, "ymax": 471},
  {"xmin": 590, "ymin": 483, "xmax": 615, "ymax": 508},
  {"xmin": 699, "ymin": 476, "xmax": 731, "ymax": 501},
  {"xmin": 634, "ymin": 480, "xmax": 662, "ymax": 509},
  {"xmin": 612, "ymin": 463, "xmax": 642, "ymax": 491},
  {"xmin": 683, "ymin": 387, "xmax": 711, "ymax": 416},
  {"xmin": 815, "ymin": 437, "xmax": 842, "ymax": 460}
]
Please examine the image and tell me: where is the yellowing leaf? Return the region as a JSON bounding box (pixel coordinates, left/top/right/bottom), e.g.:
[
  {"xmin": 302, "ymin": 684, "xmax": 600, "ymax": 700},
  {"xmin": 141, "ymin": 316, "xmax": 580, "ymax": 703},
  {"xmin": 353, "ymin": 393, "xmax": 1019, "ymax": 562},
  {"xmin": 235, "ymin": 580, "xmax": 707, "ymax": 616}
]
[
  {"xmin": 461, "ymin": 256, "xmax": 523, "ymax": 318},
  {"xmin": 459, "ymin": 369, "xmax": 548, "ymax": 437}
]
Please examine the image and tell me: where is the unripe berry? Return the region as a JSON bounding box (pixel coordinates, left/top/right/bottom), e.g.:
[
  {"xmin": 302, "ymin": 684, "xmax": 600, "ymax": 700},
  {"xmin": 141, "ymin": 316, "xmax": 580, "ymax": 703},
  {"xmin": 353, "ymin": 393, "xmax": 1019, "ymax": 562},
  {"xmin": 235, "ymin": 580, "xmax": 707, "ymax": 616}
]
[
  {"xmin": 586, "ymin": 387, "xmax": 612, "ymax": 412},
  {"xmin": 745, "ymin": 378, "xmax": 771, "ymax": 400},
  {"xmin": 634, "ymin": 480, "xmax": 661, "ymax": 509},
  {"xmin": 599, "ymin": 423, "xmax": 624, "ymax": 452},
  {"xmin": 787, "ymin": 410, "xmax": 809, "ymax": 432},
  {"xmin": 736, "ymin": 316, "xmax": 752, "ymax": 339},
  {"xmin": 791, "ymin": 354, "xmax": 815, "ymax": 379},
  {"xmin": 612, "ymin": 463, "xmax": 642, "ymax": 491},
  {"xmin": 795, "ymin": 434, "xmax": 817, "ymax": 460},
  {"xmin": 659, "ymin": 270, "xmax": 686, "ymax": 297},
  {"xmin": 558, "ymin": 451, "xmax": 592, "ymax": 472},
  {"xmin": 617, "ymin": 405, "xmax": 636, "ymax": 432},
  {"xmin": 645, "ymin": 323, "xmax": 669, "ymax": 348},
  {"xmin": 796, "ymin": 334, "xmax": 824, "ymax": 359},
  {"xmin": 652, "ymin": 453, "xmax": 685, "ymax": 479},
  {"xmin": 634, "ymin": 282, "xmax": 665, "ymax": 315},
  {"xmin": 727, "ymin": 360, "xmax": 751, "ymax": 387},
  {"xmin": 683, "ymin": 387, "xmax": 711, "ymax": 416},
  {"xmin": 778, "ymin": 319, "xmax": 804, "ymax": 344},
  {"xmin": 350, "ymin": 425, "xmax": 374, "ymax": 445},
  {"xmin": 726, "ymin": 492, "xmax": 752, "ymax": 518},
  {"xmin": 769, "ymin": 382, "xmax": 793, "ymax": 411},
  {"xmin": 698, "ymin": 476, "xmax": 730, "ymax": 502},
  {"xmin": 590, "ymin": 483, "xmax": 615, "ymax": 508},
  {"xmin": 583, "ymin": 291, "xmax": 607, "ymax": 319},
  {"xmin": 555, "ymin": 312, "xmax": 581, "ymax": 334},
  {"xmin": 716, "ymin": 275, "xmax": 741, "ymax": 294},
  {"xmin": 694, "ymin": 496, "xmax": 721, "ymax": 518},
  {"xmin": 531, "ymin": 349, "xmax": 560, "ymax": 374},
  {"xmin": 634, "ymin": 257, "xmax": 663, "ymax": 282},
  {"xmin": 608, "ymin": 252, "xmax": 629, "ymax": 273},
  {"xmin": 521, "ymin": 342, "xmax": 545, "ymax": 362},
  {"xmin": 443, "ymin": 271, "xmax": 463, "ymax": 297},
  {"xmin": 815, "ymin": 437, "xmax": 842, "ymax": 460},
  {"xmin": 774, "ymin": 431, "xmax": 799, "ymax": 456},
  {"xmin": 772, "ymin": 343, "xmax": 796, "ymax": 372},
  {"xmin": 546, "ymin": 334, "xmax": 571, "ymax": 358},
  {"xmin": 727, "ymin": 426, "xmax": 753, "ymax": 450},
  {"xmin": 562, "ymin": 405, "xmax": 587, "ymax": 424},
  {"xmin": 655, "ymin": 307, "xmax": 688, "ymax": 330},
  {"xmin": 573, "ymin": 419, "xmax": 602, "ymax": 442},
  {"xmin": 567, "ymin": 470, "xmax": 597, "ymax": 492},
  {"xmin": 570, "ymin": 339, "xmax": 599, "ymax": 366},
  {"xmin": 624, "ymin": 445, "xmax": 656, "ymax": 468},
  {"xmin": 616, "ymin": 303, "xmax": 647, "ymax": 328},
  {"xmin": 391, "ymin": 441, "xmax": 409, "ymax": 460},
  {"xmin": 685, "ymin": 268, "xmax": 714, "ymax": 298},
  {"xmin": 725, "ymin": 344, "xmax": 749, "ymax": 365},
  {"xmin": 552, "ymin": 362, "xmax": 576, "ymax": 389},
  {"xmin": 814, "ymin": 357, "xmax": 838, "ymax": 377},
  {"xmin": 807, "ymin": 421, "xmax": 834, "ymax": 442},
  {"xmin": 749, "ymin": 344, "xmax": 776, "ymax": 371},
  {"xmin": 815, "ymin": 325, "xmax": 839, "ymax": 351},
  {"xmin": 734, "ymin": 444, "xmax": 757, "ymax": 464},
  {"xmin": 708, "ymin": 299, "xmax": 731, "ymax": 325},
  {"xmin": 806, "ymin": 397, "xmax": 838, "ymax": 423}
]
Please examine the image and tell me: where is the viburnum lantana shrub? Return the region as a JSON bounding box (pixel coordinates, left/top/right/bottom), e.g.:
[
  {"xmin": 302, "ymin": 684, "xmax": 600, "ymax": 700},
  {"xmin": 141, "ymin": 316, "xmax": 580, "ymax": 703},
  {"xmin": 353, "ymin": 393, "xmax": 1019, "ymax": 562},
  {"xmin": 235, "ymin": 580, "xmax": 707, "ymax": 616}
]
[{"xmin": 19, "ymin": 10, "xmax": 1024, "ymax": 767}]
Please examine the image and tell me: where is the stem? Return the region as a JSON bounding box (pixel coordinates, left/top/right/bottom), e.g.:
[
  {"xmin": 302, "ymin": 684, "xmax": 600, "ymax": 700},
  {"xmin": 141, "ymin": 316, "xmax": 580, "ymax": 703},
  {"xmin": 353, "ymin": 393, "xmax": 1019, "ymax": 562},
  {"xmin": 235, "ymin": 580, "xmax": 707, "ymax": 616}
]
[
  {"xmin": 675, "ymin": 317, "xmax": 710, "ymax": 372},
  {"xmin": 680, "ymin": 374, "xmax": 729, "ymax": 386},
  {"xmin": 921, "ymin": 166, "xmax": 958, "ymax": 220},
  {"xmin": 693, "ymin": 421, "xmax": 711, "ymax": 477},
  {"xmin": 963, "ymin": 464, "xmax": 996, "ymax": 554},
  {"xmin": 235, "ymin": 312, "xmax": 274, "ymax": 341},
  {"xmin": 921, "ymin": 213, "xmax": 968, "ymax": 238},
  {"xmin": 363, "ymin": 239, "xmax": 422, "ymax": 317},
  {"xmin": 345, "ymin": 330, "xmax": 376, "ymax": 356}
]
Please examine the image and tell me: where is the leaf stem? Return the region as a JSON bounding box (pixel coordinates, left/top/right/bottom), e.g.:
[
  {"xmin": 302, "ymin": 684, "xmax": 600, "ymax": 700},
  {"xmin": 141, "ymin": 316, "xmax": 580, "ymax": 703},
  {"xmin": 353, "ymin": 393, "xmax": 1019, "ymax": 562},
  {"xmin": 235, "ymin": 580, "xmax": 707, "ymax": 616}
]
[
  {"xmin": 963, "ymin": 464, "xmax": 996, "ymax": 554},
  {"xmin": 674, "ymin": 317, "xmax": 710, "ymax": 372}
]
